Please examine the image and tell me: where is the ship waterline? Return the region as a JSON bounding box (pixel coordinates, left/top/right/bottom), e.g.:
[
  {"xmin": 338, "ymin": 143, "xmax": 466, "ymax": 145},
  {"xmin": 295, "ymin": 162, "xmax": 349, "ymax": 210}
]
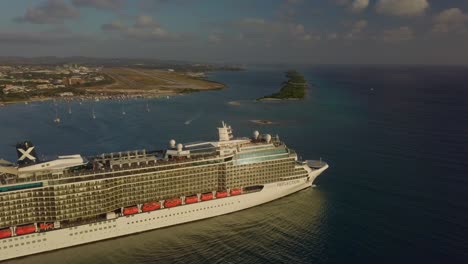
[{"xmin": 0, "ymin": 122, "xmax": 328, "ymax": 261}]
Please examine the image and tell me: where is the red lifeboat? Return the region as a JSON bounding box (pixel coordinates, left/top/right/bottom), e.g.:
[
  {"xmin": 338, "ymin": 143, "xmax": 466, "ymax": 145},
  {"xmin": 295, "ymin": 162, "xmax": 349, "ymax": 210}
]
[
  {"xmin": 123, "ymin": 206, "xmax": 139, "ymax": 216},
  {"xmin": 39, "ymin": 223, "xmax": 54, "ymax": 231},
  {"xmin": 185, "ymin": 195, "xmax": 198, "ymax": 204},
  {"xmin": 216, "ymin": 191, "xmax": 228, "ymax": 198},
  {"xmin": 230, "ymin": 188, "xmax": 242, "ymax": 196},
  {"xmin": 164, "ymin": 198, "xmax": 182, "ymax": 208},
  {"xmin": 142, "ymin": 202, "xmax": 161, "ymax": 212},
  {"xmin": 0, "ymin": 228, "xmax": 12, "ymax": 239},
  {"xmin": 16, "ymin": 224, "xmax": 36, "ymax": 235},
  {"xmin": 201, "ymin": 193, "xmax": 213, "ymax": 201}
]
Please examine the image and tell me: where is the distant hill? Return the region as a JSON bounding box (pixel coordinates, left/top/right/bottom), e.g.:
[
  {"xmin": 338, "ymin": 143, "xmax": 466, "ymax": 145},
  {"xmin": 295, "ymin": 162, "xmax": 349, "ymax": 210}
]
[{"xmin": 0, "ymin": 56, "xmax": 243, "ymax": 72}]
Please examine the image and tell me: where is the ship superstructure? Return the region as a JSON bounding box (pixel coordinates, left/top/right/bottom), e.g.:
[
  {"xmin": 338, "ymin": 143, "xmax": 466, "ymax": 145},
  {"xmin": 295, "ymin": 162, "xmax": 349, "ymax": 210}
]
[{"xmin": 0, "ymin": 122, "xmax": 328, "ymax": 261}]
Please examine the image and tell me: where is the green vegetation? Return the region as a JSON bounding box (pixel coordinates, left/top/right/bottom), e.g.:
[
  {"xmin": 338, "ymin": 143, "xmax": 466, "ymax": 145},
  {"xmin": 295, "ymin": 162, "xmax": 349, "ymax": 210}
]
[
  {"xmin": 258, "ymin": 70, "xmax": 307, "ymax": 100},
  {"xmin": 0, "ymin": 87, "xmax": 87, "ymax": 102}
]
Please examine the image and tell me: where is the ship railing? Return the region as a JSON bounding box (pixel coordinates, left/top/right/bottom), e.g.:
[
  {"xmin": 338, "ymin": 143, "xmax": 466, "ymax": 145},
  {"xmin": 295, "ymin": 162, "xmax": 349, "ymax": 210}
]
[{"xmin": 46, "ymin": 154, "xmax": 225, "ymax": 186}]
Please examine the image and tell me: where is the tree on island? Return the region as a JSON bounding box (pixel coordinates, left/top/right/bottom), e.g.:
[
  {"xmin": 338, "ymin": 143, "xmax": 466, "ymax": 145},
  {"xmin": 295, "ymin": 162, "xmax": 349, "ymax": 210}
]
[{"xmin": 258, "ymin": 70, "xmax": 307, "ymax": 100}]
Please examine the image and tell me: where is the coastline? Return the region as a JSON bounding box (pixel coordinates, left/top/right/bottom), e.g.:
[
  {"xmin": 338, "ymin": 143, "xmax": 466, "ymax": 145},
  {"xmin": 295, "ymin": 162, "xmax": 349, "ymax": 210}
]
[{"xmin": 0, "ymin": 68, "xmax": 226, "ymax": 106}]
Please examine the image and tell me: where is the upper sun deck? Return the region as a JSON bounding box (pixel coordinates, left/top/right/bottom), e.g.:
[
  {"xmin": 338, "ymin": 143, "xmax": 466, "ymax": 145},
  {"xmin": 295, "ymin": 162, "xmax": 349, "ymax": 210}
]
[{"xmin": 0, "ymin": 122, "xmax": 286, "ymax": 190}]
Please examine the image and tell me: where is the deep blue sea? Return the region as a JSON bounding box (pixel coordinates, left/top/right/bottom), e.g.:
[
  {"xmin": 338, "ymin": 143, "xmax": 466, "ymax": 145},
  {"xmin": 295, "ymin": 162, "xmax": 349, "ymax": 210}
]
[{"xmin": 1, "ymin": 65, "xmax": 467, "ymax": 263}]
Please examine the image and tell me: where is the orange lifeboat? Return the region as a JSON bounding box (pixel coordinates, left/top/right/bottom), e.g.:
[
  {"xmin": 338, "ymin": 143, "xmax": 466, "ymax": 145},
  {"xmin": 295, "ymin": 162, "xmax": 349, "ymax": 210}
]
[
  {"xmin": 230, "ymin": 188, "xmax": 242, "ymax": 196},
  {"xmin": 16, "ymin": 224, "xmax": 36, "ymax": 235},
  {"xmin": 201, "ymin": 192, "xmax": 213, "ymax": 201},
  {"xmin": 123, "ymin": 206, "xmax": 139, "ymax": 216},
  {"xmin": 0, "ymin": 228, "xmax": 12, "ymax": 239},
  {"xmin": 39, "ymin": 223, "xmax": 54, "ymax": 231},
  {"xmin": 164, "ymin": 198, "xmax": 182, "ymax": 208},
  {"xmin": 185, "ymin": 195, "xmax": 198, "ymax": 204},
  {"xmin": 216, "ymin": 191, "xmax": 228, "ymax": 198},
  {"xmin": 142, "ymin": 202, "xmax": 160, "ymax": 212}
]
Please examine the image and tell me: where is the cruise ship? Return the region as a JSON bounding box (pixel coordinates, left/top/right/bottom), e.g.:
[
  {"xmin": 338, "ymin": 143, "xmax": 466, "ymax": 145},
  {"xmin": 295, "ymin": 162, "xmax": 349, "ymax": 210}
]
[{"xmin": 0, "ymin": 122, "xmax": 328, "ymax": 261}]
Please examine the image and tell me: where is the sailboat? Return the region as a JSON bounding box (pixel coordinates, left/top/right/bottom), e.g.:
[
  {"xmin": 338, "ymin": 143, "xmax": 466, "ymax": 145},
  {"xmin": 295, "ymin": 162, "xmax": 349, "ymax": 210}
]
[{"xmin": 53, "ymin": 104, "xmax": 61, "ymax": 123}]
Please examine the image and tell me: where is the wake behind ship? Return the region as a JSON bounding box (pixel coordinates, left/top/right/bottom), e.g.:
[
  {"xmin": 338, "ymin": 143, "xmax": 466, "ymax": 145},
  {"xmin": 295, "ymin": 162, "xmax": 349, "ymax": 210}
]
[{"xmin": 0, "ymin": 122, "xmax": 328, "ymax": 261}]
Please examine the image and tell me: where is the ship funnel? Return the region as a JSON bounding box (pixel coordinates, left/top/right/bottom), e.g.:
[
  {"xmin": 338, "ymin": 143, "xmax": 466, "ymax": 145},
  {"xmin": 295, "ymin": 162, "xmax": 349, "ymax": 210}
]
[
  {"xmin": 16, "ymin": 141, "xmax": 39, "ymax": 166},
  {"xmin": 169, "ymin": 139, "xmax": 176, "ymax": 148}
]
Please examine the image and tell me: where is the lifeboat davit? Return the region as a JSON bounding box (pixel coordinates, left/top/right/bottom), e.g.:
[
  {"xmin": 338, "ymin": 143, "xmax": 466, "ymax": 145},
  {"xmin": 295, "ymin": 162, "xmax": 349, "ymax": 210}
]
[
  {"xmin": 39, "ymin": 223, "xmax": 54, "ymax": 231},
  {"xmin": 185, "ymin": 195, "xmax": 198, "ymax": 204},
  {"xmin": 230, "ymin": 188, "xmax": 242, "ymax": 196},
  {"xmin": 123, "ymin": 206, "xmax": 139, "ymax": 216},
  {"xmin": 216, "ymin": 191, "xmax": 228, "ymax": 198},
  {"xmin": 16, "ymin": 224, "xmax": 36, "ymax": 235},
  {"xmin": 201, "ymin": 193, "xmax": 213, "ymax": 201},
  {"xmin": 0, "ymin": 228, "xmax": 12, "ymax": 239},
  {"xmin": 142, "ymin": 202, "xmax": 161, "ymax": 212},
  {"xmin": 164, "ymin": 198, "xmax": 182, "ymax": 208}
]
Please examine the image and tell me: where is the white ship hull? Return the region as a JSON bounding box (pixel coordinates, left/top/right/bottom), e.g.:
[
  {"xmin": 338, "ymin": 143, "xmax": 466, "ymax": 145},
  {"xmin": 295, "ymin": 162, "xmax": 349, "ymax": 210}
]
[{"xmin": 0, "ymin": 164, "xmax": 327, "ymax": 261}]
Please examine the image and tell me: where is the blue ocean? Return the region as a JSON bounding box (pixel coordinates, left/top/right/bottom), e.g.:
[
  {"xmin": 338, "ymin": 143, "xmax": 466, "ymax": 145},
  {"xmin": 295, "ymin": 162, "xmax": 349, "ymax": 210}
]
[{"xmin": 0, "ymin": 65, "xmax": 467, "ymax": 263}]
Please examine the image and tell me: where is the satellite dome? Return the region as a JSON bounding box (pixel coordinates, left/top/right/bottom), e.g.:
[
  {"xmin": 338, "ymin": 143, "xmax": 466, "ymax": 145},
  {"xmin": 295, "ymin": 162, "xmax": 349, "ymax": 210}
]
[
  {"xmin": 265, "ymin": 134, "xmax": 272, "ymax": 143},
  {"xmin": 169, "ymin": 139, "xmax": 176, "ymax": 148},
  {"xmin": 253, "ymin": 131, "xmax": 260, "ymax": 139},
  {"xmin": 177, "ymin": 143, "xmax": 183, "ymax": 152}
]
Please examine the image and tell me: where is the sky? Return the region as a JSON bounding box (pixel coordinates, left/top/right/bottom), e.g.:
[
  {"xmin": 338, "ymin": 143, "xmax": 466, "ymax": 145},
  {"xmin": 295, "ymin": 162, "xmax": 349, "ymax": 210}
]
[{"xmin": 0, "ymin": 0, "xmax": 467, "ymax": 64}]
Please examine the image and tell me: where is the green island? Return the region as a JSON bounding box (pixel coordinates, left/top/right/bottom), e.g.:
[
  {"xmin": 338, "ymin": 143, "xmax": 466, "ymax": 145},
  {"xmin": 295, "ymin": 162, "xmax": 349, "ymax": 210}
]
[{"xmin": 258, "ymin": 70, "xmax": 307, "ymax": 100}]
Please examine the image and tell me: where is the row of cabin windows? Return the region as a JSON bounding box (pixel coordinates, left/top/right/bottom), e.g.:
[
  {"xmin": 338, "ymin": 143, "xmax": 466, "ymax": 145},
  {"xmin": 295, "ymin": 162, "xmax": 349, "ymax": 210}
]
[
  {"xmin": 1, "ymin": 238, "xmax": 46, "ymax": 249},
  {"xmin": 69, "ymin": 224, "xmax": 117, "ymax": 236},
  {"xmin": 126, "ymin": 201, "xmax": 237, "ymax": 225}
]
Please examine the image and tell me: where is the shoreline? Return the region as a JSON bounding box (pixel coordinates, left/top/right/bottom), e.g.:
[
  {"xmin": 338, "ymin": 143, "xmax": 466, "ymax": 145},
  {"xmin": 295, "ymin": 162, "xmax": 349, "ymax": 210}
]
[
  {"xmin": 0, "ymin": 68, "xmax": 226, "ymax": 106},
  {"xmin": 0, "ymin": 87, "xmax": 223, "ymax": 106}
]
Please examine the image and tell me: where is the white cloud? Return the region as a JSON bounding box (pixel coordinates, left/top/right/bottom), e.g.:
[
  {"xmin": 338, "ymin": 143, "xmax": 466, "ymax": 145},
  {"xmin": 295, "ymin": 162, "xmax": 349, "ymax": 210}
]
[
  {"xmin": 433, "ymin": 8, "xmax": 468, "ymax": 34},
  {"xmin": 72, "ymin": 0, "xmax": 123, "ymax": 10},
  {"xmin": 351, "ymin": 0, "xmax": 369, "ymax": 12},
  {"xmin": 101, "ymin": 15, "xmax": 182, "ymax": 41},
  {"xmin": 13, "ymin": 0, "xmax": 79, "ymax": 24},
  {"xmin": 208, "ymin": 33, "xmax": 222, "ymax": 43},
  {"xmin": 239, "ymin": 18, "xmax": 267, "ymax": 26},
  {"xmin": 135, "ymin": 15, "xmax": 158, "ymax": 28},
  {"xmin": 328, "ymin": 33, "xmax": 339, "ymax": 40},
  {"xmin": 345, "ymin": 20, "xmax": 368, "ymax": 39},
  {"xmin": 234, "ymin": 17, "xmax": 319, "ymax": 42},
  {"xmin": 382, "ymin": 26, "xmax": 414, "ymax": 42},
  {"xmin": 376, "ymin": 0, "xmax": 429, "ymax": 16}
]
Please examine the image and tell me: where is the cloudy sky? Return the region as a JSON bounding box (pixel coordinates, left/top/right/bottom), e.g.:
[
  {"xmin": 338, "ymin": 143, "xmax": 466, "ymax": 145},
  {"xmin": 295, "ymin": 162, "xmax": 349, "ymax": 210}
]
[{"xmin": 0, "ymin": 0, "xmax": 467, "ymax": 64}]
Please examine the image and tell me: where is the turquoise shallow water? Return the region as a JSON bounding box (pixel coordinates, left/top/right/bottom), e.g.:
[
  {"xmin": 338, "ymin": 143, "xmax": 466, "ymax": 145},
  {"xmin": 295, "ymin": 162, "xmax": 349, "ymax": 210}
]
[{"xmin": 0, "ymin": 65, "xmax": 467, "ymax": 263}]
